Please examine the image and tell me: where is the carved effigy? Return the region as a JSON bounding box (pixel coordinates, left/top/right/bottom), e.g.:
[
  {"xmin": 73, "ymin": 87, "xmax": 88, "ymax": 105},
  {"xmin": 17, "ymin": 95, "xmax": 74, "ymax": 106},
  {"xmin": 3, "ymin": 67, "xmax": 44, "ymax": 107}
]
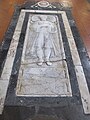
[
  {"xmin": 24, "ymin": 15, "xmax": 61, "ymax": 65},
  {"xmin": 16, "ymin": 14, "xmax": 72, "ymax": 96}
]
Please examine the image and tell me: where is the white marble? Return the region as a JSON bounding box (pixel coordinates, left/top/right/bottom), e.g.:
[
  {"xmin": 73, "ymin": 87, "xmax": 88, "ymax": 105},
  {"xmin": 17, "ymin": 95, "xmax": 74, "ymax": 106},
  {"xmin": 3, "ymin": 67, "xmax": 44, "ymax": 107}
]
[
  {"xmin": 0, "ymin": 11, "xmax": 25, "ymax": 114},
  {"xmin": 21, "ymin": 9, "xmax": 64, "ymax": 14},
  {"xmin": 57, "ymin": 16, "xmax": 66, "ymax": 60},
  {"xmin": 37, "ymin": 1, "xmax": 50, "ymax": 7},
  {"xmin": 0, "ymin": 81, "xmax": 9, "ymax": 114},
  {"xmin": 22, "ymin": 14, "xmax": 65, "ymax": 65},
  {"xmin": 70, "ymin": 50, "xmax": 82, "ymax": 65},
  {"xmin": 75, "ymin": 66, "xmax": 90, "ymax": 114},
  {"xmin": 16, "ymin": 14, "xmax": 72, "ymax": 97},
  {"xmin": 16, "ymin": 61, "xmax": 72, "ymax": 97}
]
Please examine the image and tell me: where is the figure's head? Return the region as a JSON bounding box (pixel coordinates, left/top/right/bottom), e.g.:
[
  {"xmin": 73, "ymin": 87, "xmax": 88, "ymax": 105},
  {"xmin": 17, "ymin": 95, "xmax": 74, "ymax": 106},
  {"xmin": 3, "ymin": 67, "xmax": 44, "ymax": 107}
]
[{"xmin": 40, "ymin": 15, "xmax": 47, "ymax": 21}]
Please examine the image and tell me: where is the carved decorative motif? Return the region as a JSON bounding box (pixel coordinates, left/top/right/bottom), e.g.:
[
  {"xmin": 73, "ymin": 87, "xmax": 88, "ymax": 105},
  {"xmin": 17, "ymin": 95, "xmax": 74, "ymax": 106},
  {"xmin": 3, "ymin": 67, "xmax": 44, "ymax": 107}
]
[{"xmin": 31, "ymin": 0, "xmax": 56, "ymax": 8}]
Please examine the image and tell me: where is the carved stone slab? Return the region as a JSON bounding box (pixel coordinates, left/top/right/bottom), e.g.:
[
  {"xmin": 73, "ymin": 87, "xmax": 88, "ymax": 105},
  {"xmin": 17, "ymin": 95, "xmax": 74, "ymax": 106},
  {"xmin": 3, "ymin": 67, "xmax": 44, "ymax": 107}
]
[
  {"xmin": 16, "ymin": 61, "xmax": 71, "ymax": 96},
  {"xmin": 0, "ymin": 10, "xmax": 90, "ymax": 115},
  {"xmin": 16, "ymin": 14, "xmax": 72, "ymax": 97}
]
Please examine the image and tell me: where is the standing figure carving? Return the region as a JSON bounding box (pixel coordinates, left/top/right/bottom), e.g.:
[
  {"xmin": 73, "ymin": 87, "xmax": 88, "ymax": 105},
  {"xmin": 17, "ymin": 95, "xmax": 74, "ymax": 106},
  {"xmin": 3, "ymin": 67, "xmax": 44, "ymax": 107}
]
[{"xmin": 26, "ymin": 15, "xmax": 60, "ymax": 65}]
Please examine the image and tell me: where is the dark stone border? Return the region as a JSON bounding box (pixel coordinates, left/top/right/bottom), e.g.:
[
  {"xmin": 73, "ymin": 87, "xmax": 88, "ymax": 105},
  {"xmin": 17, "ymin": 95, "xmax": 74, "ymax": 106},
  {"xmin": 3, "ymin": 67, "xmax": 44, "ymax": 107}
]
[{"xmin": 3, "ymin": 11, "xmax": 81, "ymax": 108}]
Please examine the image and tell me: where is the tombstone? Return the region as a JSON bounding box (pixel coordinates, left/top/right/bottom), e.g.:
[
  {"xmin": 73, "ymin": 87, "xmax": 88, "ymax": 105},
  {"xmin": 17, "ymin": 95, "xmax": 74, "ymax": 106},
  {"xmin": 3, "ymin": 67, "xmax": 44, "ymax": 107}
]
[{"xmin": 0, "ymin": 1, "xmax": 90, "ymax": 120}]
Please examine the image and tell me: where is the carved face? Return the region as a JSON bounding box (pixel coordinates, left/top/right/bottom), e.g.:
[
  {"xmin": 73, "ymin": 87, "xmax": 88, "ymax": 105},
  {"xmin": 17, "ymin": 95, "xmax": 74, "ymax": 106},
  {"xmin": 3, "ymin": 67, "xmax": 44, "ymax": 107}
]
[{"xmin": 40, "ymin": 15, "xmax": 47, "ymax": 21}]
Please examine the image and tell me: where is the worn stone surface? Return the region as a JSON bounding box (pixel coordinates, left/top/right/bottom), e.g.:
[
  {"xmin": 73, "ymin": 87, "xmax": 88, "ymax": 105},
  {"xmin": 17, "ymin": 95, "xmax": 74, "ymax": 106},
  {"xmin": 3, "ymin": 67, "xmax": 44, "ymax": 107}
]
[
  {"xmin": 16, "ymin": 13, "xmax": 71, "ymax": 97},
  {"xmin": 16, "ymin": 61, "xmax": 72, "ymax": 96},
  {"xmin": 0, "ymin": 1, "xmax": 90, "ymax": 119}
]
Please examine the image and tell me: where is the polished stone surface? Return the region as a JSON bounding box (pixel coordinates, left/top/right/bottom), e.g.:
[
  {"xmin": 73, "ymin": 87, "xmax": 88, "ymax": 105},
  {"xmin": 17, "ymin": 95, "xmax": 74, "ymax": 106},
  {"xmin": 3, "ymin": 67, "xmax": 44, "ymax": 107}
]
[
  {"xmin": 16, "ymin": 13, "xmax": 72, "ymax": 97},
  {"xmin": 16, "ymin": 61, "xmax": 72, "ymax": 96}
]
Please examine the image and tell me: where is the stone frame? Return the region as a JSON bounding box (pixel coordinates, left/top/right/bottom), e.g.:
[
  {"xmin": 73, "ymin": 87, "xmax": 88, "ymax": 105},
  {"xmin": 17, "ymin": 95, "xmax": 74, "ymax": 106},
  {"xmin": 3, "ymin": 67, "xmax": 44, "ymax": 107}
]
[{"xmin": 1, "ymin": 6, "xmax": 89, "ymax": 114}]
